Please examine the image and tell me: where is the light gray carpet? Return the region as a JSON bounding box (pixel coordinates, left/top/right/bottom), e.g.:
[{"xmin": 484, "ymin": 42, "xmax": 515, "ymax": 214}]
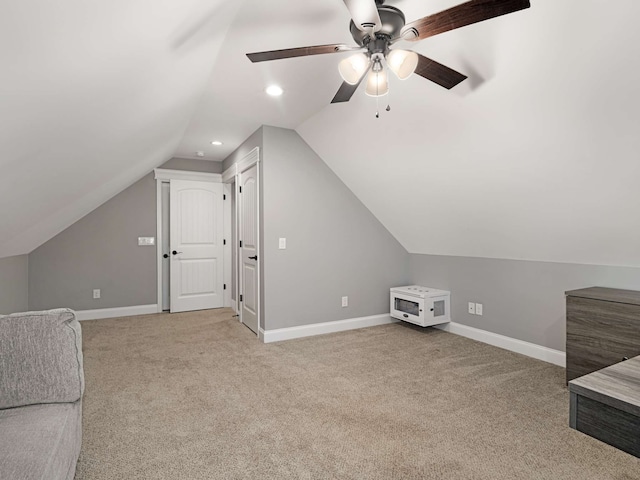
[{"xmin": 75, "ymin": 309, "xmax": 640, "ymax": 479}]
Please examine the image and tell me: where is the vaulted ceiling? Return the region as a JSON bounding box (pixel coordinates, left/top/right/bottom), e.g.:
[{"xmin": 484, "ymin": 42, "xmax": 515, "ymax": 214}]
[
  {"xmin": 2, "ymin": 0, "xmax": 639, "ymax": 266},
  {"xmin": 0, "ymin": 0, "xmax": 242, "ymax": 257}
]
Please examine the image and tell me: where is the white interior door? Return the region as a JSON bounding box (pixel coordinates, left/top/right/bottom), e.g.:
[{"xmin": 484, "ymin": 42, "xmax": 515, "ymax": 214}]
[
  {"xmin": 239, "ymin": 164, "xmax": 259, "ymax": 334},
  {"xmin": 170, "ymin": 179, "xmax": 223, "ymax": 313}
]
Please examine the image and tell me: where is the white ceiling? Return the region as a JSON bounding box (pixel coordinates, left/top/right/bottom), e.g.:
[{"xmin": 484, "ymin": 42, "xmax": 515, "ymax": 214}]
[
  {"xmin": 174, "ymin": 0, "xmax": 357, "ymax": 160},
  {"xmin": 0, "ymin": 0, "xmax": 242, "ymax": 257},
  {"xmin": 297, "ymin": 0, "xmax": 640, "ymax": 266},
  {"xmin": 3, "ymin": 0, "xmax": 640, "ymax": 266}
]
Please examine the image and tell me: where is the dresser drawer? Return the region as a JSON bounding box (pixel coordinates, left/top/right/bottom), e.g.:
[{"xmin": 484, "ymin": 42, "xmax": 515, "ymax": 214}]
[{"xmin": 566, "ymin": 296, "xmax": 640, "ymax": 381}]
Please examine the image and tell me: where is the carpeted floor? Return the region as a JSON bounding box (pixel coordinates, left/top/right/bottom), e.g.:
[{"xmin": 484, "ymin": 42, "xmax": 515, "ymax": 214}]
[{"xmin": 75, "ymin": 309, "xmax": 640, "ymax": 479}]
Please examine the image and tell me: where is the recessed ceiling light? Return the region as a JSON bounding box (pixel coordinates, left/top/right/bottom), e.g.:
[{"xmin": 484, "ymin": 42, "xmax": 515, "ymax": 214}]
[
  {"xmin": 210, "ymin": 141, "xmax": 223, "ymax": 146},
  {"xmin": 266, "ymin": 85, "xmax": 284, "ymax": 97}
]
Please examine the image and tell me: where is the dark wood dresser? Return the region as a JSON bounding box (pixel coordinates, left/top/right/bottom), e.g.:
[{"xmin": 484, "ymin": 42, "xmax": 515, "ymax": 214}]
[{"xmin": 566, "ymin": 287, "xmax": 640, "ymax": 383}]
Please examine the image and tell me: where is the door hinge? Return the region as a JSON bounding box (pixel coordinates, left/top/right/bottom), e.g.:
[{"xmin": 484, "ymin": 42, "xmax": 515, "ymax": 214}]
[
  {"xmin": 223, "ymin": 194, "xmax": 226, "ymax": 200},
  {"xmin": 224, "ymin": 284, "xmax": 227, "ymax": 290},
  {"xmin": 240, "ymin": 294, "xmax": 243, "ymax": 302},
  {"xmin": 223, "ymin": 239, "xmax": 226, "ymax": 245},
  {"xmin": 239, "ymin": 186, "xmax": 242, "ymax": 193},
  {"xmin": 240, "ymin": 240, "xmax": 242, "ymax": 248}
]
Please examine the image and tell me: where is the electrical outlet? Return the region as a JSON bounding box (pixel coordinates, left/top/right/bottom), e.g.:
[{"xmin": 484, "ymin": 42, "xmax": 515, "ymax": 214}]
[
  {"xmin": 279, "ymin": 238, "xmax": 286, "ymax": 249},
  {"xmin": 468, "ymin": 302, "xmax": 475, "ymax": 315},
  {"xmin": 93, "ymin": 289, "xmax": 101, "ymax": 299},
  {"xmin": 475, "ymin": 303, "xmax": 483, "ymax": 316},
  {"xmin": 342, "ymin": 296, "xmax": 348, "ymax": 307}
]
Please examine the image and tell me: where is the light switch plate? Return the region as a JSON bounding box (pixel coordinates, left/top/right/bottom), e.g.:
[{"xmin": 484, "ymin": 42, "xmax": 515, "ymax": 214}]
[
  {"xmin": 279, "ymin": 238, "xmax": 286, "ymax": 249},
  {"xmin": 342, "ymin": 296, "xmax": 348, "ymax": 307},
  {"xmin": 138, "ymin": 237, "xmax": 155, "ymax": 246},
  {"xmin": 475, "ymin": 303, "xmax": 483, "ymax": 316},
  {"xmin": 468, "ymin": 302, "xmax": 476, "ymax": 315}
]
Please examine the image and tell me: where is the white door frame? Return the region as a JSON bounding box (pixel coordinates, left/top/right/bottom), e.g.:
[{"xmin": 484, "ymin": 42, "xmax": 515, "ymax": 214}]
[
  {"xmin": 223, "ymin": 183, "xmax": 232, "ymax": 309},
  {"xmin": 221, "ymin": 148, "xmax": 260, "ymax": 333},
  {"xmin": 153, "ymin": 168, "xmax": 230, "ymax": 313},
  {"xmin": 222, "ymin": 167, "xmax": 238, "ymax": 314}
]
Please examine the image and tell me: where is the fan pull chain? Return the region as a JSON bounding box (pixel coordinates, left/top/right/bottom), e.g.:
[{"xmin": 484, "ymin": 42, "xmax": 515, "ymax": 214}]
[{"xmin": 386, "ymin": 79, "xmax": 391, "ymax": 112}]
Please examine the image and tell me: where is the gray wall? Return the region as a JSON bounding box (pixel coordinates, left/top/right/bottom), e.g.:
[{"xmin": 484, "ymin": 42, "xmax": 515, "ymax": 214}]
[
  {"xmin": 0, "ymin": 255, "xmax": 29, "ymax": 314},
  {"xmin": 28, "ymin": 159, "xmax": 225, "ymax": 312},
  {"xmin": 222, "ymin": 129, "xmax": 263, "ymax": 172},
  {"xmin": 222, "ymin": 126, "xmax": 410, "ymax": 331},
  {"xmin": 29, "ymin": 174, "xmax": 157, "ymax": 311},
  {"xmin": 160, "ymin": 157, "xmax": 222, "ymax": 174},
  {"xmin": 261, "ymin": 126, "xmax": 409, "ymax": 330},
  {"xmin": 410, "ymin": 254, "xmax": 640, "ymax": 352}
]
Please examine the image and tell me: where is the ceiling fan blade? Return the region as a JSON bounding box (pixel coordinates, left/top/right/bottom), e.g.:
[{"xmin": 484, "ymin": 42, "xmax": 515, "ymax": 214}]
[
  {"xmin": 414, "ymin": 54, "xmax": 467, "ymax": 90},
  {"xmin": 402, "ymin": 0, "xmax": 530, "ymax": 41},
  {"xmin": 247, "ymin": 44, "xmax": 361, "ymax": 63},
  {"xmin": 331, "ymin": 70, "xmax": 367, "ymax": 103},
  {"xmin": 342, "ymin": 0, "xmax": 382, "ymax": 32}
]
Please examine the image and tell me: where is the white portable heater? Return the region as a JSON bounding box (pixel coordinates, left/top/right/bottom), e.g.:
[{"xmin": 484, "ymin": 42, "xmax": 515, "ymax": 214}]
[{"xmin": 390, "ymin": 285, "xmax": 451, "ymax": 327}]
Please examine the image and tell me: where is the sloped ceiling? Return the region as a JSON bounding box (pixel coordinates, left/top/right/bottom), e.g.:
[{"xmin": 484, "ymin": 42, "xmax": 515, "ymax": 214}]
[
  {"xmin": 173, "ymin": 0, "xmax": 357, "ymax": 160},
  {"xmin": 0, "ymin": 0, "xmax": 243, "ymax": 258},
  {"xmin": 180, "ymin": 0, "xmax": 640, "ymax": 267},
  {"xmin": 4, "ymin": 0, "xmax": 640, "ymax": 268},
  {"xmin": 296, "ymin": 0, "xmax": 640, "ymax": 267}
]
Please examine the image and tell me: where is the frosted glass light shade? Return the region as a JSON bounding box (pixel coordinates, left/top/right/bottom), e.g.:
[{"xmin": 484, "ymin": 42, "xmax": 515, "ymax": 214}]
[
  {"xmin": 365, "ymin": 68, "xmax": 389, "ymax": 97},
  {"xmin": 387, "ymin": 49, "xmax": 418, "ymax": 80},
  {"xmin": 338, "ymin": 53, "xmax": 370, "ymax": 85}
]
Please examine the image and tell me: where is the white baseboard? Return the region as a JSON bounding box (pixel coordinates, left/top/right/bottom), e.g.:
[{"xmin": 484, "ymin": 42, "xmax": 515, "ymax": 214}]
[
  {"xmin": 260, "ymin": 316, "xmax": 565, "ymax": 367},
  {"xmin": 434, "ymin": 322, "xmax": 566, "ymax": 367},
  {"xmin": 262, "ymin": 314, "xmax": 397, "ymax": 344},
  {"xmin": 75, "ymin": 304, "xmax": 158, "ymax": 321}
]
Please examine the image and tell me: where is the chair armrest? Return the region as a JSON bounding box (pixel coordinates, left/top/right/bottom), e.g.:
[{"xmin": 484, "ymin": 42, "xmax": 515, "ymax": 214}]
[{"xmin": 0, "ymin": 308, "xmax": 84, "ymax": 409}]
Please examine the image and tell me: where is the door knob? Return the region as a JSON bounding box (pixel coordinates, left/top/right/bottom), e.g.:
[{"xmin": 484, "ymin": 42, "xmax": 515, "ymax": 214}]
[
  {"xmin": 163, "ymin": 254, "xmax": 169, "ymax": 259},
  {"xmin": 249, "ymin": 255, "xmax": 258, "ymax": 260},
  {"xmin": 172, "ymin": 250, "xmax": 183, "ymax": 255}
]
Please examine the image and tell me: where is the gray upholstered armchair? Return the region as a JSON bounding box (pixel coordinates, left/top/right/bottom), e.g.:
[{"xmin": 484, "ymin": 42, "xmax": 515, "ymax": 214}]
[{"xmin": 0, "ymin": 308, "xmax": 84, "ymax": 480}]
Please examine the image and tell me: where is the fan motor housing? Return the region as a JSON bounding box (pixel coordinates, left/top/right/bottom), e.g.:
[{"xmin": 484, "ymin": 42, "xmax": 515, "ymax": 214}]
[{"xmin": 349, "ymin": 6, "xmax": 406, "ymax": 47}]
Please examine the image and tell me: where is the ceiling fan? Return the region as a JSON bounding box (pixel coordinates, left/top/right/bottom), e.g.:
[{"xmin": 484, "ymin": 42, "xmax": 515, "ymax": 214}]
[{"xmin": 247, "ymin": 0, "xmax": 530, "ymax": 105}]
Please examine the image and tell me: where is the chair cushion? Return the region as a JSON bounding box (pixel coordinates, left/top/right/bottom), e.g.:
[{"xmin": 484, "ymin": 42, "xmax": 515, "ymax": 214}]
[
  {"xmin": 0, "ymin": 308, "xmax": 83, "ymax": 409},
  {"xmin": 0, "ymin": 401, "xmax": 82, "ymax": 480}
]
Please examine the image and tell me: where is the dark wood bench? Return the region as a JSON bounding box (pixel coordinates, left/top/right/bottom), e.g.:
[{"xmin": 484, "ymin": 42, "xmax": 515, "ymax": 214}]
[{"xmin": 569, "ymin": 355, "xmax": 640, "ymax": 458}]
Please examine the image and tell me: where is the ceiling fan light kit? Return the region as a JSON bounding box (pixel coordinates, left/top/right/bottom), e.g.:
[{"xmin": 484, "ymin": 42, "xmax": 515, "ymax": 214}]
[
  {"xmin": 365, "ymin": 57, "xmax": 389, "ymax": 97},
  {"xmin": 387, "ymin": 49, "xmax": 419, "ymax": 81},
  {"xmin": 338, "ymin": 53, "xmax": 370, "ymax": 85},
  {"xmin": 246, "ymin": 0, "xmax": 530, "ymax": 107},
  {"xmin": 365, "ymin": 70, "xmax": 389, "ymax": 97}
]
